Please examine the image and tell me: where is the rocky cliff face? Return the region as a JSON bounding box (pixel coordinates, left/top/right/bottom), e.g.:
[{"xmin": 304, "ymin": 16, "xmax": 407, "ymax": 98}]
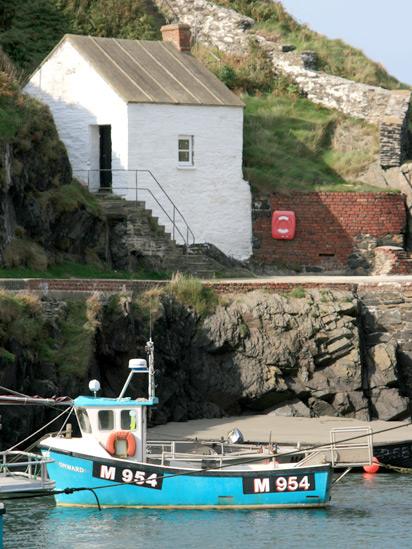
[
  {"xmin": 148, "ymin": 288, "xmax": 407, "ymax": 423},
  {"xmin": 0, "ymin": 72, "xmax": 107, "ymax": 269},
  {"xmin": 1, "ymin": 285, "xmax": 410, "ymax": 449}
]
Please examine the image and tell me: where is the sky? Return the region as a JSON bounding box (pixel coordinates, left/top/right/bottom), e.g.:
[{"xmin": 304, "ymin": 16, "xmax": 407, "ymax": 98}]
[{"xmin": 280, "ymin": 0, "xmax": 411, "ymax": 85}]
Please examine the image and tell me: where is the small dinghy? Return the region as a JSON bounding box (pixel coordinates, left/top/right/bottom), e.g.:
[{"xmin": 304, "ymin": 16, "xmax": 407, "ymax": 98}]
[{"xmin": 38, "ymin": 340, "xmax": 374, "ymax": 509}]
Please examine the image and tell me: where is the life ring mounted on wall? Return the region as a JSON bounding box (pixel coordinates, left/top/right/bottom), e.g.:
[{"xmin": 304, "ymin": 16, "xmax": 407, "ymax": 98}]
[{"xmin": 106, "ymin": 431, "xmax": 137, "ymax": 457}]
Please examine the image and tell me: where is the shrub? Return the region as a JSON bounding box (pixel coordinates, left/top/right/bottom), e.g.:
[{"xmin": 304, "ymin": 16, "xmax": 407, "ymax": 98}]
[
  {"xmin": 166, "ymin": 273, "xmax": 218, "ymax": 317},
  {"xmin": 288, "ymin": 287, "xmax": 306, "ymax": 299},
  {"xmin": 3, "ymin": 238, "xmax": 48, "ymax": 271}
]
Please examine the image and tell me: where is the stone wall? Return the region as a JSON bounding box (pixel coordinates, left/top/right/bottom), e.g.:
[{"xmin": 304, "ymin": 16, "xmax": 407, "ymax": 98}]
[
  {"xmin": 253, "ymin": 192, "xmax": 407, "ymax": 272},
  {"xmin": 380, "ymin": 113, "xmax": 410, "ymax": 168},
  {"xmin": 154, "ymin": 0, "xmax": 411, "ymax": 168}
]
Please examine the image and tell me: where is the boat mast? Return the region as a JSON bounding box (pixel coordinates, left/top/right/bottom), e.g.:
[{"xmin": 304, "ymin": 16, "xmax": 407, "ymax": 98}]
[{"xmin": 146, "ymin": 338, "xmax": 155, "ymax": 401}]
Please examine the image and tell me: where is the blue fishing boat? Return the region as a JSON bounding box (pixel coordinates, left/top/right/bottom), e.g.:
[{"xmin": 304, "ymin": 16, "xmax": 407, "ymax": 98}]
[{"xmin": 38, "ymin": 340, "xmax": 372, "ymax": 509}]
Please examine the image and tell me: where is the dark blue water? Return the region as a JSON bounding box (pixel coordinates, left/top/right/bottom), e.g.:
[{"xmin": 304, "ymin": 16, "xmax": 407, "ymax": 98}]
[{"xmin": 3, "ymin": 474, "xmax": 411, "ymax": 549}]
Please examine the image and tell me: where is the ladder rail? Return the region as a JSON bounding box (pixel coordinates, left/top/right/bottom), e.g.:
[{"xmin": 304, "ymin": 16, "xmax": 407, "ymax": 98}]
[{"xmin": 73, "ymin": 169, "xmax": 196, "ymax": 247}]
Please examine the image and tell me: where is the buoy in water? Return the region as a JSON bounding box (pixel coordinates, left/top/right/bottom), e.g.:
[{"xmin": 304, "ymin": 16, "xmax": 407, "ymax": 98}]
[{"xmin": 363, "ymin": 456, "xmax": 380, "ymax": 474}]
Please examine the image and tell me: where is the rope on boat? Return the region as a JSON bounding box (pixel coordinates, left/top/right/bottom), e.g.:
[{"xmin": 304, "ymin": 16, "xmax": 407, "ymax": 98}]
[
  {"xmin": 0, "ymin": 486, "xmax": 102, "ymax": 510},
  {"xmin": 378, "ymin": 462, "xmax": 412, "ymax": 474},
  {"xmin": 0, "ymin": 386, "xmax": 33, "ymax": 399},
  {"xmin": 5, "ymin": 406, "xmax": 74, "ymax": 454}
]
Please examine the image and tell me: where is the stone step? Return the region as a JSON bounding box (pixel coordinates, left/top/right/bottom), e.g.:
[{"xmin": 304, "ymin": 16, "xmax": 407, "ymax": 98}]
[{"xmin": 95, "ymin": 193, "xmax": 245, "ymax": 278}]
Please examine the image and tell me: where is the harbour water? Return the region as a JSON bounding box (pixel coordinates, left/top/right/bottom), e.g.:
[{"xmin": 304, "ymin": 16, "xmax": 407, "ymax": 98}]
[{"xmin": 3, "ymin": 473, "xmax": 412, "ymax": 548}]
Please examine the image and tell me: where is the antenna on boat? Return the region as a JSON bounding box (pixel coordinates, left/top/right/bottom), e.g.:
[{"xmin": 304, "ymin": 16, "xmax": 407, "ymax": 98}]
[
  {"xmin": 116, "ymin": 340, "xmax": 156, "ymax": 401},
  {"xmin": 117, "ymin": 358, "xmax": 149, "ymax": 400}
]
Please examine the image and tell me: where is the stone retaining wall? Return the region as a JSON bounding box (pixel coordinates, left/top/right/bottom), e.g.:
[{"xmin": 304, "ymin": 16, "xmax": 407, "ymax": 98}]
[
  {"xmin": 0, "ymin": 278, "xmax": 355, "ymax": 296},
  {"xmin": 5, "ymin": 278, "xmax": 412, "ymax": 297},
  {"xmin": 154, "ymin": 0, "xmax": 411, "ymax": 168},
  {"xmin": 253, "ymin": 192, "xmax": 407, "ymax": 272}
]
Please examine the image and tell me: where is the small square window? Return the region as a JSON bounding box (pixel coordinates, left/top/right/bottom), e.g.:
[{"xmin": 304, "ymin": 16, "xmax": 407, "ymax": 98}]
[
  {"xmin": 121, "ymin": 409, "xmax": 137, "ymax": 430},
  {"xmin": 98, "ymin": 410, "xmax": 114, "ymax": 430},
  {"xmin": 178, "ymin": 135, "xmax": 194, "ymax": 166}
]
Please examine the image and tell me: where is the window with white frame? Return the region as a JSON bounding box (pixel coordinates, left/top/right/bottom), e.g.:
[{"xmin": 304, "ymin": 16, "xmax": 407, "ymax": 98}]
[{"xmin": 178, "ymin": 135, "xmax": 194, "ymax": 166}]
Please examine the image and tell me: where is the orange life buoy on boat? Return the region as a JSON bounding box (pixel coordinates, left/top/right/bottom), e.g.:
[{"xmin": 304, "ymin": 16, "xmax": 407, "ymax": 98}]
[{"xmin": 106, "ymin": 431, "xmax": 136, "ymax": 457}]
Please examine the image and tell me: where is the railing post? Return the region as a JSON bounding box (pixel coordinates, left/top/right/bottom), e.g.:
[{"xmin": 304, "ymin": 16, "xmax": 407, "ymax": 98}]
[
  {"xmin": 41, "ymin": 461, "xmax": 46, "ymax": 487},
  {"xmin": 135, "ymin": 170, "xmax": 138, "ymax": 203},
  {"xmin": 172, "ymin": 207, "xmax": 176, "ymax": 241},
  {"xmin": 87, "ymin": 170, "xmax": 90, "ymax": 191}
]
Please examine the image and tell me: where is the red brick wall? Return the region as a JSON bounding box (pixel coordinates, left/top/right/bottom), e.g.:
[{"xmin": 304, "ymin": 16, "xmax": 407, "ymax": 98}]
[{"xmin": 253, "ymin": 192, "xmax": 407, "ymax": 270}]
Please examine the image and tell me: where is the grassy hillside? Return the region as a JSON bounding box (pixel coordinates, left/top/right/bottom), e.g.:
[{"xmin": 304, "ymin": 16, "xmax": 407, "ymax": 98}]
[
  {"xmin": 0, "ymin": 0, "xmax": 164, "ymax": 75},
  {"xmin": 194, "ymin": 45, "xmax": 380, "ymax": 193},
  {"xmin": 215, "ymin": 0, "xmax": 407, "ymax": 90},
  {"xmin": 243, "ymin": 95, "xmax": 379, "ymax": 193}
]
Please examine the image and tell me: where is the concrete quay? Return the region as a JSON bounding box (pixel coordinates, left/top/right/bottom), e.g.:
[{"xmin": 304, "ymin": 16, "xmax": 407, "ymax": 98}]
[{"xmin": 148, "ymin": 415, "xmax": 412, "ymax": 446}]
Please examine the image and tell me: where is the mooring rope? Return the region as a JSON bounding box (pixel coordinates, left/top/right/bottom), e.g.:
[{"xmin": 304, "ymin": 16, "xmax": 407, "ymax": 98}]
[
  {"xmin": 378, "ymin": 462, "xmax": 412, "ymax": 474},
  {"xmin": 5, "ymin": 406, "xmax": 74, "ymax": 454}
]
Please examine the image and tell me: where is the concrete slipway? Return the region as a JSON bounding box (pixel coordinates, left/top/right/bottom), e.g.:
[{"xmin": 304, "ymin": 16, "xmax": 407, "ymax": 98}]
[{"xmin": 149, "ymin": 415, "xmax": 412, "ymax": 446}]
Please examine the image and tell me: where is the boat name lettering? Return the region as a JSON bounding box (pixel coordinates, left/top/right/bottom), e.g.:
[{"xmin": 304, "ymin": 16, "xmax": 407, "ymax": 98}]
[
  {"xmin": 243, "ymin": 473, "xmax": 315, "ymax": 494},
  {"xmin": 57, "ymin": 462, "xmax": 86, "ymax": 474},
  {"xmin": 92, "ymin": 462, "xmax": 163, "ymax": 490}
]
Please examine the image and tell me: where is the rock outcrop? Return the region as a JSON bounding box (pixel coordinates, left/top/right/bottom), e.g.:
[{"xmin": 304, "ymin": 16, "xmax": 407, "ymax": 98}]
[{"xmin": 1, "ymin": 285, "xmax": 412, "ymax": 448}]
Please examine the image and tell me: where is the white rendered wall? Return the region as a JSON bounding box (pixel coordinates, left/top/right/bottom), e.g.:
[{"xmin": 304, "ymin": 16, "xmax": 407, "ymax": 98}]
[
  {"xmin": 127, "ymin": 103, "xmax": 252, "ymax": 260},
  {"xmin": 24, "ymin": 40, "xmax": 128, "ymax": 193}
]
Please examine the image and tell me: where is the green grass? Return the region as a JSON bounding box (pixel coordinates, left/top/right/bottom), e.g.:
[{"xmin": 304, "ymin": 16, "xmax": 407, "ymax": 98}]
[
  {"xmin": 39, "ymin": 180, "xmax": 103, "ymax": 218},
  {"xmin": 166, "ymin": 274, "xmax": 219, "ymax": 317},
  {"xmin": 0, "ymin": 292, "xmax": 45, "ymax": 366},
  {"xmin": 215, "ymin": 0, "xmax": 407, "ymax": 90},
  {"xmin": 0, "ymin": 261, "xmax": 170, "ymax": 280},
  {"xmin": 52, "ymin": 300, "xmax": 94, "ymax": 379},
  {"xmin": 287, "ymin": 287, "xmax": 306, "ymax": 299},
  {"xmin": 0, "ymin": 0, "xmax": 164, "ymax": 75},
  {"xmin": 0, "ymin": 72, "xmax": 27, "ymax": 141},
  {"xmin": 243, "ymin": 94, "xmax": 381, "ymax": 193}
]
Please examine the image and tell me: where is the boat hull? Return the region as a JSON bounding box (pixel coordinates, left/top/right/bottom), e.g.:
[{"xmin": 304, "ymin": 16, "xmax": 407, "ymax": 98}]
[
  {"xmin": 42, "ymin": 449, "xmax": 332, "ymax": 509},
  {"xmin": 374, "ymin": 441, "xmax": 412, "ymax": 469}
]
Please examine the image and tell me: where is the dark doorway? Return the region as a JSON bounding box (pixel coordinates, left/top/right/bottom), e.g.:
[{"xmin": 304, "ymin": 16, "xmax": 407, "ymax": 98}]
[{"xmin": 99, "ymin": 125, "xmax": 112, "ymax": 190}]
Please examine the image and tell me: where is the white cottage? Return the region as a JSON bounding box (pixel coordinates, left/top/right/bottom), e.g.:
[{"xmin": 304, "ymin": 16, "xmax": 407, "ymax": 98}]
[{"xmin": 25, "ymin": 25, "xmax": 252, "ymax": 260}]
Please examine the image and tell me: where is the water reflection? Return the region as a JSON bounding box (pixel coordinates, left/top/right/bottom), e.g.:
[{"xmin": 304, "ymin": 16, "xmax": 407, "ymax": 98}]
[{"xmin": 3, "ymin": 474, "xmax": 412, "ymax": 549}]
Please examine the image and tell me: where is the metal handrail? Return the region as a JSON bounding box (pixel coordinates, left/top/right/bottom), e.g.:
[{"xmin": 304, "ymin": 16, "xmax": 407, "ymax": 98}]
[
  {"xmin": 73, "ymin": 169, "xmax": 196, "ymax": 246},
  {"xmin": 0, "ymin": 450, "xmax": 53, "ymax": 486}
]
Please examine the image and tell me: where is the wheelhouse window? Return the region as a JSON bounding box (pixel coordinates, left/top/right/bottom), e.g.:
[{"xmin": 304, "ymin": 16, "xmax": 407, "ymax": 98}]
[
  {"xmin": 121, "ymin": 410, "xmax": 137, "ymax": 431},
  {"xmin": 178, "ymin": 135, "xmax": 194, "ymax": 166},
  {"xmin": 98, "ymin": 410, "xmax": 114, "ymax": 431},
  {"xmin": 77, "ymin": 408, "xmax": 92, "ymax": 433}
]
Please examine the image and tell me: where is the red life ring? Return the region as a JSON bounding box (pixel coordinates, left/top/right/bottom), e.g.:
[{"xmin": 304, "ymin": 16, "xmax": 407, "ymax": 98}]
[{"xmin": 106, "ymin": 431, "xmax": 137, "ymax": 457}]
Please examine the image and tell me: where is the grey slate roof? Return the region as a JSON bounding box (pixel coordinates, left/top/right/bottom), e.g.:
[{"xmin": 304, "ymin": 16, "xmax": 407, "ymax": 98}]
[{"xmin": 64, "ymin": 34, "xmax": 244, "ymax": 107}]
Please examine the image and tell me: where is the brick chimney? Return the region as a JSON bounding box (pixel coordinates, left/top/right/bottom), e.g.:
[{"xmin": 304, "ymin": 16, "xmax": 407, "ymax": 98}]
[{"xmin": 160, "ymin": 23, "xmax": 192, "ymax": 53}]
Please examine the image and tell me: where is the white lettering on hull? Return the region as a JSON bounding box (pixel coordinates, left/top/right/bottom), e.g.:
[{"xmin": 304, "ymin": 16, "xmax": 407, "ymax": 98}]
[{"xmin": 58, "ymin": 462, "xmax": 86, "ymax": 474}]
